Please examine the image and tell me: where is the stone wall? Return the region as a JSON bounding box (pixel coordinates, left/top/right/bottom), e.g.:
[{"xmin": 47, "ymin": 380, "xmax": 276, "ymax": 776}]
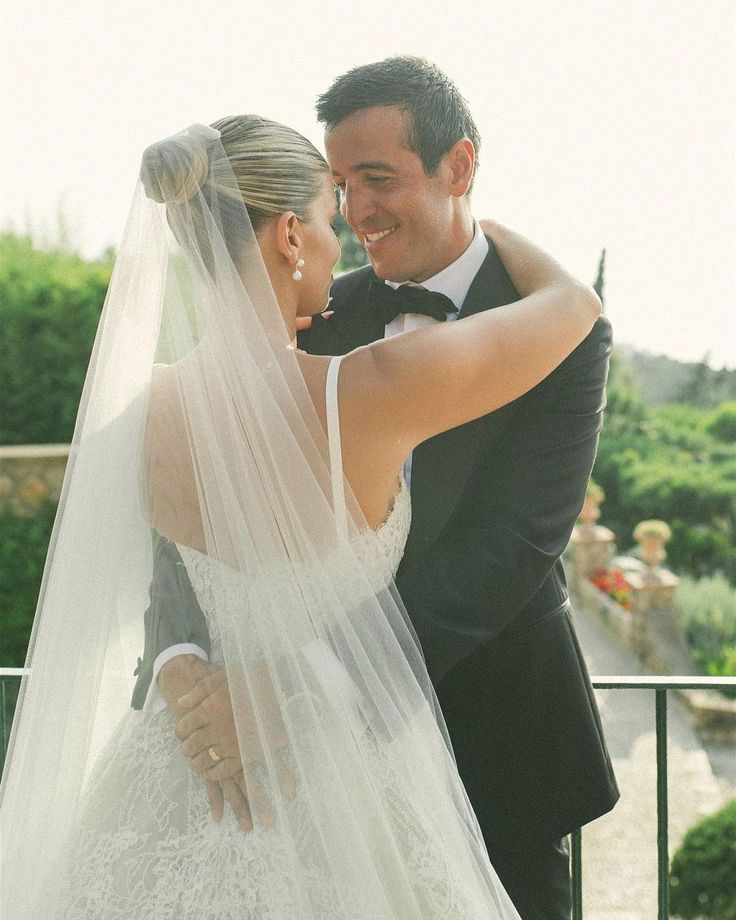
[{"xmin": 0, "ymin": 445, "xmax": 69, "ymax": 517}]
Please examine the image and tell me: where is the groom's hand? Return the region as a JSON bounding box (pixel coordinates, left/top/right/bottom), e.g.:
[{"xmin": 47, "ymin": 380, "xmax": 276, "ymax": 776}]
[{"xmin": 176, "ymin": 665, "xmax": 296, "ymax": 830}]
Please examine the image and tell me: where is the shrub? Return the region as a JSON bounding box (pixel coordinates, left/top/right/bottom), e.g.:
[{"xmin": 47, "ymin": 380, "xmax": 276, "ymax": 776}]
[
  {"xmin": 705, "ymin": 402, "xmax": 736, "ymax": 443},
  {"xmin": 669, "ymin": 799, "xmax": 736, "ymax": 919},
  {"xmin": 675, "ymin": 574, "xmax": 736, "ymax": 699},
  {"xmin": 0, "ymin": 502, "xmax": 56, "ymax": 666},
  {"xmin": 0, "ymin": 233, "xmax": 111, "ymax": 445}
]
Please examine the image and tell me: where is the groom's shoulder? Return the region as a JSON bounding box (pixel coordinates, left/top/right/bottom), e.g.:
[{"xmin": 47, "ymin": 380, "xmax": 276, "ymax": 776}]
[{"xmin": 330, "ymin": 265, "xmax": 375, "ymax": 309}]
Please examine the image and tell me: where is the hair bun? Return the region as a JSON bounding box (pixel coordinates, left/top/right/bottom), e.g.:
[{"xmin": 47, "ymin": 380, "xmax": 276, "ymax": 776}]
[{"xmin": 140, "ymin": 124, "xmax": 219, "ymax": 205}]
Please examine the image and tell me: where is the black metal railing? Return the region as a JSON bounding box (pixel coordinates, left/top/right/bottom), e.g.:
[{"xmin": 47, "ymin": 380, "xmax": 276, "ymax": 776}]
[
  {"xmin": 571, "ymin": 675, "xmax": 736, "ymax": 920},
  {"xmin": 2, "ymin": 669, "xmax": 735, "ymax": 919}
]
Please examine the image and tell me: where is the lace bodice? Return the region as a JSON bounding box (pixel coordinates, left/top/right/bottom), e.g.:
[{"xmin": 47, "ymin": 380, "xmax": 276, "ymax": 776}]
[{"xmin": 351, "ymin": 473, "xmax": 411, "ymax": 580}]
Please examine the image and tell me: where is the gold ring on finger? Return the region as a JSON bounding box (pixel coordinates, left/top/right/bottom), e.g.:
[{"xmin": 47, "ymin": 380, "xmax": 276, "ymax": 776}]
[{"xmin": 207, "ymin": 746, "xmax": 222, "ymax": 763}]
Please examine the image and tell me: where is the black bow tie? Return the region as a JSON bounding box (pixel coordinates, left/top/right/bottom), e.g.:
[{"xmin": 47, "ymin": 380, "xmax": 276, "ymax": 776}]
[{"xmin": 368, "ymin": 279, "xmax": 458, "ymax": 325}]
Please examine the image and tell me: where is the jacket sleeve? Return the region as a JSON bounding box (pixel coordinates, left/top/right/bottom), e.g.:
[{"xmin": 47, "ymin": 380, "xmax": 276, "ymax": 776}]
[
  {"xmin": 131, "ymin": 534, "xmax": 211, "ymax": 709},
  {"xmin": 395, "ymin": 316, "xmax": 613, "ymax": 685}
]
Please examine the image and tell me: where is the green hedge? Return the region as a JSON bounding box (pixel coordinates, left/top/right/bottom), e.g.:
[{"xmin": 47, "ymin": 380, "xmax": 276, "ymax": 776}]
[
  {"xmin": 669, "ymin": 799, "xmax": 736, "ymax": 919},
  {"xmin": 0, "ymin": 502, "xmax": 57, "ymax": 666},
  {"xmin": 0, "ymin": 233, "xmax": 111, "ymax": 445}
]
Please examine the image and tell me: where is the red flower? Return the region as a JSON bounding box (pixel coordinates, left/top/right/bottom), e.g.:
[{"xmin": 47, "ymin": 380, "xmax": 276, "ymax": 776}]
[{"xmin": 589, "ymin": 568, "xmax": 633, "ymax": 609}]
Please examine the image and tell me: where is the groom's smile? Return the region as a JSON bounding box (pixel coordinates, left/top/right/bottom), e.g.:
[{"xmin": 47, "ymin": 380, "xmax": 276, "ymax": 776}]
[
  {"xmin": 363, "ymin": 227, "xmax": 397, "ymax": 245},
  {"xmin": 325, "ymin": 106, "xmax": 474, "ymax": 284}
]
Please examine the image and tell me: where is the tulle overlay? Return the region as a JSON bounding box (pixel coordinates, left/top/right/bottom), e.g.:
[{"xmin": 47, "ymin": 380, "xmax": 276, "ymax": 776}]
[
  {"xmin": 56, "ymin": 492, "xmax": 486, "ymax": 919},
  {"xmin": 1, "ymin": 124, "xmax": 519, "ymax": 919}
]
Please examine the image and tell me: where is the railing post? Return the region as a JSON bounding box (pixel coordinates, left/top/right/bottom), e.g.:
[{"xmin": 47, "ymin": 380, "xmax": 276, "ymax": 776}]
[
  {"xmin": 571, "ymin": 826, "xmax": 583, "ymax": 920},
  {"xmin": 656, "ymin": 688, "xmax": 669, "ymax": 920}
]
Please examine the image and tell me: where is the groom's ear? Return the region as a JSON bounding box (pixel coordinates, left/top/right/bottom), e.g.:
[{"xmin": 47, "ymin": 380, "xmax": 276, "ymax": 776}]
[{"xmin": 444, "ymin": 139, "xmax": 475, "ymax": 199}]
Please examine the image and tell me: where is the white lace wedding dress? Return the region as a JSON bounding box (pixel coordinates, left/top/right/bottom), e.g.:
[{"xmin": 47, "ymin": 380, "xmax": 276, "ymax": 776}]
[{"xmin": 53, "ymin": 357, "xmax": 492, "ymax": 920}]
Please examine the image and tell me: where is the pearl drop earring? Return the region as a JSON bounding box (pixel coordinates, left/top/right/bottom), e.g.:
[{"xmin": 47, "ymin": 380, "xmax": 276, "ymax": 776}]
[{"xmin": 292, "ymin": 258, "xmax": 305, "ymax": 282}]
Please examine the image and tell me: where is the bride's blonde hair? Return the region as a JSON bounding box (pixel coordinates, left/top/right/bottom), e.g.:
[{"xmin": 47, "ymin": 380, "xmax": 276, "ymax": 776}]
[
  {"xmin": 140, "ymin": 114, "xmax": 331, "ymax": 271},
  {"xmin": 210, "ymin": 115, "xmax": 331, "ymax": 229}
]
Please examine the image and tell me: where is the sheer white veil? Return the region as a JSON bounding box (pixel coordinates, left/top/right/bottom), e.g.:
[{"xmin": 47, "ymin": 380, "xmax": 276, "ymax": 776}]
[{"xmin": 0, "ymin": 121, "xmax": 519, "ymax": 919}]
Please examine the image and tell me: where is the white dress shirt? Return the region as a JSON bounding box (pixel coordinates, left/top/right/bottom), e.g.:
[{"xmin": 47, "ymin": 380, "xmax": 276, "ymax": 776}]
[
  {"xmin": 384, "ymin": 219, "xmax": 489, "ymax": 335},
  {"xmin": 384, "ymin": 220, "xmax": 489, "ymax": 488},
  {"xmin": 146, "ymin": 220, "xmax": 489, "ymax": 712}
]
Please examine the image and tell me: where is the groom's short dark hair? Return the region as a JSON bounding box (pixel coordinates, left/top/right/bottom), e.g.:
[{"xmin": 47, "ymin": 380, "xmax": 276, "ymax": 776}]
[{"xmin": 316, "ymin": 56, "xmax": 480, "ymax": 189}]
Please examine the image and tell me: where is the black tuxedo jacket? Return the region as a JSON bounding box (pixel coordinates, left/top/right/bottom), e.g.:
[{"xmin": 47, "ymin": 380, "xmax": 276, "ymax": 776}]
[
  {"xmin": 300, "ymin": 242, "xmax": 619, "ymax": 847},
  {"xmin": 132, "ymin": 239, "xmax": 619, "ymax": 848}
]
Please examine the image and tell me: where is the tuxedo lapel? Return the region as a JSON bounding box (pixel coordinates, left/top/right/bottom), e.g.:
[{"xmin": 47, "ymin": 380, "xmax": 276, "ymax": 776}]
[
  {"xmin": 300, "ymin": 267, "xmax": 384, "ymax": 356},
  {"xmin": 459, "ymin": 237, "xmax": 520, "ymax": 319},
  {"xmin": 339, "ymin": 290, "xmax": 386, "ymax": 349},
  {"xmin": 401, "ymin": 420, "xmax": 484, "ymax": 567},
  {"xmin": 400, "ymin": 239, "xmax": 521, "ymax": 567}
]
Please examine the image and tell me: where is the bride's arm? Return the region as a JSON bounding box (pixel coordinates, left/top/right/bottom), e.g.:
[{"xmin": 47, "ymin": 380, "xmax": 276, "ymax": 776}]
[{"xmin": 342, "ymin": 222, "xmax": 601, "ymax": 453}]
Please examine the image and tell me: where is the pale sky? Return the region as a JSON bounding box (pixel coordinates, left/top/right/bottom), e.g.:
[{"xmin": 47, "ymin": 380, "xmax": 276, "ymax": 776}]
[{"xmin": 2, "ymin": 0, "xmax": 734, "ymax": 367}]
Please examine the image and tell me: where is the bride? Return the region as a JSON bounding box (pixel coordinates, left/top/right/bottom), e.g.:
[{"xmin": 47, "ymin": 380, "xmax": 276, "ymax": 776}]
[{"xmin": 0, "ymin": 116, "xmax": 599, "ymax": 919}]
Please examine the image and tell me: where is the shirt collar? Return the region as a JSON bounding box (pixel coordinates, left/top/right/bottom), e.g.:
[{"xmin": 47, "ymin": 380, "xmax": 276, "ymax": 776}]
[{"xmin": 386, "ymin": 220, "xmax": 489, "ymax": 310}]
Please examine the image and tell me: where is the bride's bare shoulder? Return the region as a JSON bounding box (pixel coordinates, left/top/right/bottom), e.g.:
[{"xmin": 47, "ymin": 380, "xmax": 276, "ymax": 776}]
[{"xmin": 146, "ymin": 362, "xmax": 201, "ymax": 467}]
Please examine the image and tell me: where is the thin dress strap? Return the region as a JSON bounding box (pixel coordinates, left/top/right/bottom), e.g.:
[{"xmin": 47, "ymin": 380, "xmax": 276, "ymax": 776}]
[{"xmin": 325, "ymin": 356, "xmax": 349, "ymax": 543}]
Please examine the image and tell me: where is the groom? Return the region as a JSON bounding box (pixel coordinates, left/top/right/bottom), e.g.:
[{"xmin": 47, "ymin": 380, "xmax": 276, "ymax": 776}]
[
  {"xmin": 310, "ymin": 58, "xmax": 619, "ymax": 919},
  {"xmin": 133, "ymin": 57, "xmax": 619, "ymax": 920}
]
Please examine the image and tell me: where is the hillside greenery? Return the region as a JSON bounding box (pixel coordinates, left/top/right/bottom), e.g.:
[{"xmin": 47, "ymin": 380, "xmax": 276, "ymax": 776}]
[
  {"xmin": 615, "ymin": 344, "xmax": 736, "ymax": 409},
  {"xmin": 593, "ymin": 355, "xmax": 736, "ymax": 583}
]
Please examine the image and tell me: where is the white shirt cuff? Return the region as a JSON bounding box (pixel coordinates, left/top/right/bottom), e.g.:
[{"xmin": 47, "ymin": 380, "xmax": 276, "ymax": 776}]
[{"xmin": 144, "ymin": 643, "xmax": 209, "ymax": 713}]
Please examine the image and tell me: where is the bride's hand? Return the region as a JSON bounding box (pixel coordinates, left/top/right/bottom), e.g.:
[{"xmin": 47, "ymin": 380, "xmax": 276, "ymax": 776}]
[
  {"xmin": 176, "ymin": 665, "xmax": 296, "ymax": 830},
  {"xmin": 295, "ymin": 310, "xmax": 333, "ymax": 332},
  {"xmin": 157, "ymin": 657, "xmax": 254, "ymax": 830}
]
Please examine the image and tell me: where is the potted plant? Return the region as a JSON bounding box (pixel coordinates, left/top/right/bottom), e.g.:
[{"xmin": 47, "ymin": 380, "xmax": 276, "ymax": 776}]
[{"xmin": 633, "ymin": 520, "xmax": 672, "ymax": 569}]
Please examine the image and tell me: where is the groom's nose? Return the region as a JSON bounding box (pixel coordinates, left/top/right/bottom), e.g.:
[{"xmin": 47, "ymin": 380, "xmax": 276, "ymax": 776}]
[{"xmin": 340, "ymin": 182, "xmax": 377, "ymax": 231}]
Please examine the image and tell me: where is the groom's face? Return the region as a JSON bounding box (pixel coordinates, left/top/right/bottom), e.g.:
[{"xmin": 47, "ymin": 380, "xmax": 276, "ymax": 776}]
[{"xmin": 325, "ymin": 106, "xmax": 460, "ymax": 283}]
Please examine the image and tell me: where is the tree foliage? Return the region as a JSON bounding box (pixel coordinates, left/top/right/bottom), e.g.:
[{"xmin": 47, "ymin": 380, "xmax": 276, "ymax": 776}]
[
  {"xmin": 0, "ymin": 233, "xmax": 112, "ymax": 445},
  {"xmin": 594, "ymin": 355, "xmax": 736, "ymax": 582}
]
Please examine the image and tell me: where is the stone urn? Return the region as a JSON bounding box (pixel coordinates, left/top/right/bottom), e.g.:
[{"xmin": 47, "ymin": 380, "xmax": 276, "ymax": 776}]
[{"xmin": 633, "ymin": 520, "xmax": 672, "ymax": 570}]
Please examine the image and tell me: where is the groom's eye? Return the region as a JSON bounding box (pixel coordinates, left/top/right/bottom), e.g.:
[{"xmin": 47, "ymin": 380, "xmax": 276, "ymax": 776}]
[{"xmin": 366, "ymin": 175, "xmax": 388, "ymax": 184}]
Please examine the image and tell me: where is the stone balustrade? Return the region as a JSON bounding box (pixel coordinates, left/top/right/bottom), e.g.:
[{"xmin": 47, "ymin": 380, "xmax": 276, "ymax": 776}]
[
  {"xmin": 0, "ymin": 445, "xmax": 69, "ymax": 517},
  {"xmin": 568, "ymin": 489, "xmax": 736, "ymax": 742}
]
